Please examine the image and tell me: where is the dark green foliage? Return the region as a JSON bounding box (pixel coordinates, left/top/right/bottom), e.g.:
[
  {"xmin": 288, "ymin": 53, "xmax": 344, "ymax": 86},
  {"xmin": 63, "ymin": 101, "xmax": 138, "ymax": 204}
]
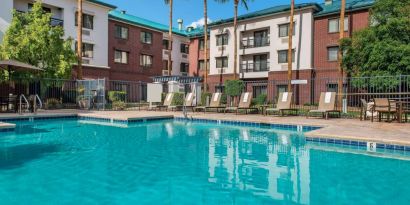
[
  {"xmin": 171, "ymin": 92, "xmax": 184, "ymax": 106},
  {"xmin": 341, "ymin": 0, "xmax": 410, "ymax": 79},
  {"xmin": 224, "ymin": 80, "xmax": 244, "ymax": 96},
  {"xmin": 0, "ymin": 2, "xmax": 76, "ymax": 79},
  {"xmin": 252, "ymin": 94, "xmax": 267, "ymax": 106},
  {"xmin": 201, "ymin": 92, "xmax": 212, "ymax": 106},
  {"xmin": 108, "ymin": 91, "xmax": 127, "ymax": 102}
]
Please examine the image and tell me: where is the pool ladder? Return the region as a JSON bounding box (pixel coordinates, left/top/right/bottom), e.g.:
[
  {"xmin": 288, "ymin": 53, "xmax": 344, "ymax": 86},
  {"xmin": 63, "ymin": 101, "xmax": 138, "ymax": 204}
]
[{"xmin": 18, "ymin": 94, "xmax": 30, "ymax": 114}]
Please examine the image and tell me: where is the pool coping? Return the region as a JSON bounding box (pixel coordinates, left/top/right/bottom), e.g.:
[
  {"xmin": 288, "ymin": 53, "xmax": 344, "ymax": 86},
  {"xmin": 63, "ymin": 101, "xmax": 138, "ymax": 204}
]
[{"xmin": 1, "ymin": 113, "xmax": 410, "ymax": 152}]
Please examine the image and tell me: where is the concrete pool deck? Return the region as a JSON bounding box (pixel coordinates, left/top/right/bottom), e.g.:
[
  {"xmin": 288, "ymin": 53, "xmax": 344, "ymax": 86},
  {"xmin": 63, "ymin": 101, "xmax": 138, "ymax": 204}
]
[{"xmin": 0, "ymin": 109, "xmax": 410, "ymax": 146}]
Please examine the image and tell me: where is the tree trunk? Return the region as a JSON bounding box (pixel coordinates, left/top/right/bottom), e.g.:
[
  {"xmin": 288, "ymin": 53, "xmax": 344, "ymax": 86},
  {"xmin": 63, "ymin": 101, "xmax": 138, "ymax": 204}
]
[
  {"xmin": 204, "ymin": 0, "xmax": 208, "ymax": 92},
  {"xmin": 233, "ymin": 1, "xmax": 238, "ymax": 80},
  {"xmin": 168, "ymin": 0, "xmax": 173, "ymax": 76},
  {"xmin": 77, "ymin": 0, "xmax": 83, "ymax": 80},
  {"xmin": 338, "ymin": 0, "xmax": 346, "ymax": 108},
  {"xmin": 287, "ymin": 0, "xmax": 295, "ymax": 92}
]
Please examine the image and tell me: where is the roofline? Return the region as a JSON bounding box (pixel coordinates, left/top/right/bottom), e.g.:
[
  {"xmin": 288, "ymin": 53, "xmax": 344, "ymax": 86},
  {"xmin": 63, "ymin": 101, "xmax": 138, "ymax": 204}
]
[
  {"xmin": 87, "ymin": 0, "xmax": 117, "ymax": 9},
  {"xmin": 313, "ymin": 4, "xmax": 372, "ymax": 17},
  {"xmin": 108, "ymin": 14, "xmax": 188, "ymax": 37},
  {"xmin": 209, "ymin": 4, "xmax": 321, "ymax": 28}
]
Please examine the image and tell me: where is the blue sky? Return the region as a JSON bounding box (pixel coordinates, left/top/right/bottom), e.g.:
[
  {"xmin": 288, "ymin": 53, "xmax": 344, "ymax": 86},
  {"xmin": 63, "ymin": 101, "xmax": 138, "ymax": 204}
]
[{"xmin": 105, "ymin": 0, "xmax": 323, "ymax": 28}]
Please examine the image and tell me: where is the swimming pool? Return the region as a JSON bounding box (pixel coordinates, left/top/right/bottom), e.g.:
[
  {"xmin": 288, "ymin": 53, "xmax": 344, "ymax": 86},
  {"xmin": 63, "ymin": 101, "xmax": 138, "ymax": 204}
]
[{"xmin": 0, "ymin": 118, "xmax": 409, "ymax": 205}]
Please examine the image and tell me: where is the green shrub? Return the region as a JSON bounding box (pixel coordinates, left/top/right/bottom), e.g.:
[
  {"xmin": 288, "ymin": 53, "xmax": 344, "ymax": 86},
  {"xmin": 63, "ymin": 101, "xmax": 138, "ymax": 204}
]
[
  {"xmin": 225, "ymin": 80, "xmax": 244, "ymax": 97},
  {"xmin": 252, "ymin": 94, "xmax": 267, "ymax": 106},
  {"xmin": 45, "ymin": 98, "xmax": 62, "ymax": 109},
  {"xmin": 171, "ymin": 92, "xmax": 184, "ymax": 106},
  {"xmin": 112, "ymin": 101, "xmax": 126, "ymax": 110},
  {"xmin": 221, "ymin": 93, "xmax": 227, "ymax": 105},
  {"xmin": 108, "ymin": 91, "xmax": 126, "ymax": 102},
  {"xmin": 201, "ymin": 92, "xmax": 212, "ymax": 106}
]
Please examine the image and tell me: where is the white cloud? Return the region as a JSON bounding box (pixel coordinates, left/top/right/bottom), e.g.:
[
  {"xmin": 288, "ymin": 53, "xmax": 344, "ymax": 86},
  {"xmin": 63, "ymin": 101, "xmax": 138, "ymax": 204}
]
[{"xmin": 188, "ymin": 17, "xmax": 212, "ymax": 28}]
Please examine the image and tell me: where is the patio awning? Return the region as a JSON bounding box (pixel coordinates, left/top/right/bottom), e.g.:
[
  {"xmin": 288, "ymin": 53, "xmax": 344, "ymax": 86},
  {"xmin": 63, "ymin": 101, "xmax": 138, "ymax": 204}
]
[
  {"xmin": 0, "ymin": 60, "xmax": 44, "ymax": 72},
  {"xmin": 152, "ymin": 76, "xmax": 202, "ymax": 84}
]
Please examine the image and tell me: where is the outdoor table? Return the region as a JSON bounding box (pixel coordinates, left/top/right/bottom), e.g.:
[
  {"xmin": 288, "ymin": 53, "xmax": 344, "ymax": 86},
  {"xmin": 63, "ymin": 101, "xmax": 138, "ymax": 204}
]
[{"xmin": 259, "ymin": 104, "xmax": 270, "ymax": 115}]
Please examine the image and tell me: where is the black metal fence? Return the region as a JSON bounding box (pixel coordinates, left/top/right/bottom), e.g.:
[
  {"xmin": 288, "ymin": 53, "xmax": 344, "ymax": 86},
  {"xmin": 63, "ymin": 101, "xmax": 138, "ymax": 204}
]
[{"xmin": 0, "ymin": 75, "xmax": 409, "ymax": 118}]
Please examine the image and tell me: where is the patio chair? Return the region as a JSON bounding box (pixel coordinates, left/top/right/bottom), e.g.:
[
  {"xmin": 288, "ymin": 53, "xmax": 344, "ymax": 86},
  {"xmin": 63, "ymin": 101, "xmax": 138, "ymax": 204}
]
[
  {"xmin": 203, "ymin": 92, "xmax": 225, "ymax": 113},
  {"xmin": 176, "ymin": 92, "xmax": 195, "ymax": 112},
  {"xmin": 360, "ymin": 99, "xmax": 378, "ymax": 121},
  {"xmin": 307, "ymin": 92, "xmax": 340, "ymax": 120},
  {"xmin": 153, "ymin": 93, "xmax": 174, "ymax": 111},
  {"xmin": 224, "ymin": 92, "xmax": 259, "ymax": 115},
  {"xmin": 371, "ymin": 98, "xmax": 397, "ymax": 122},
  {"xmin": 266, "ymin": 92, "xmax": 298, "ymax": 116}
]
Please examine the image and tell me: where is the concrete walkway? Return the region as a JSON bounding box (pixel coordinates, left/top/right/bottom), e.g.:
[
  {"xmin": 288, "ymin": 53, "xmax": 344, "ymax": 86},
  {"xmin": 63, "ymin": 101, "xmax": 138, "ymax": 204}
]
[{"xmin": 1, "ymin": 109, "xmax": 409, "ymax": 145}]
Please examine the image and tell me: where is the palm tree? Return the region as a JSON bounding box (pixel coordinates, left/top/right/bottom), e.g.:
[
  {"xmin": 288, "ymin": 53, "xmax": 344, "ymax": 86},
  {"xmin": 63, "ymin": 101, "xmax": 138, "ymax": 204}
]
[
  {"xmin": 203, "ymin": 0, "xmax": 209, "ymax": 92},
  {"xmin": 216, "ymin": 0, "xmax": 252, "ymax": 80},
  {"xmin": 338, "ymin": 0, "xmax": 346, "ymax": 106},
  {"xmin": 77, "ymin": 0, "xmax": 83, "ymax": 79},
  {"xmin": 164, "ymin": 0, "xmax": 173, "ymax": 76},
  {"xmin": 287, "ymin": 0, "xmax": 295, "ymax": 92}
]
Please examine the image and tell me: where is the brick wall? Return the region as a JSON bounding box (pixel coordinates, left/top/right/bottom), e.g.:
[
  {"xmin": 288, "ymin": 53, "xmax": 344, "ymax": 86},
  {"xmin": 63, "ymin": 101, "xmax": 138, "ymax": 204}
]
[
  {"xmin": 188, "ymin": 37, "xmax": 209, "ymax": 78},
  {"xmin": 313, "ymin": 10, "xmax": 370, "ymax": 77},
  {"xmin": 107, "ymin": 19, "xmax": 163, "ymax": 82}
]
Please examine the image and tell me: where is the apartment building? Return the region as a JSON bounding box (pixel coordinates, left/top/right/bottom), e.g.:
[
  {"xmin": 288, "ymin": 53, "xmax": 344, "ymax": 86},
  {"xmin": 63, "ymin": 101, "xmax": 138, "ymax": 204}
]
[
  {"xmin": 208, "ymin": 3, "xmax": 320, "ymax": 102},
  {"xmin": 187, "ymin": 27, "xmax": 210, "ymax": 78},
  {"xmin": 0, "ymin": 0, "xmax": 116, "ymax": 79},
  {"xmin": 313, "ymin": 0, "xmax": 373, "ymax": 91}
]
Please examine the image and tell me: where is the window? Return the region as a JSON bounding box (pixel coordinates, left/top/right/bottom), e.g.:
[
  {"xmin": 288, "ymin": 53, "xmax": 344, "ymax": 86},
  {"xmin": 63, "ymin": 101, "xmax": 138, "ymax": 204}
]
[
  {"xmin": 199, "ymin": 39, "xmax": 210, "ymax": 50},
  {"xmin": 180, "ymin": 44, "xmax": 189, "ymax": 54},
  {"xmin": 115, "ymin": 25, "xmax": 128, "ymax": 39},
  {"xmin": 140, "ymin": 54, "xmax": 153, "ymax": 67},
  {"xmin": 75, "ymin": 12, "xmax": 94, "ymax": 29},
  {"xmin": 253, "ymin": 86, "xmax": 267, "ymax": 98},
  {"xmin": 216, "ymin": 57, "xmax": 228, "ymax": 68},
  {"xmin": 114, "ymin": 50, "xmax": 128, "ymax": 64},
  {"xmin": 162, "ymin": 39, "xmax": 172, "ymax": 50},
  {"xmin": 278, "ymin": 50, "xmax": 295, "ymax": 63},
  {"xmin": 328, "ymin": 17, "xmax": 348, "ymax": 33},
  {"xmin": 163, "ymin": 60, "xmax": 173, "ymax": 70},
  {"xmin": 180, "ymin": 63, "xmax": 189, "ymax": 73},
  {"xmin": 216, "ymin": 34, "xmax": 228, "ymax": 46},
  {"xmin": 254, "ymin": 54, "xmax": 268, "ymax": 71},
  {"xmin": 278, "ymin": 23, "xmax": 295, "ymax": 37},
  {"xmin": 327, "ymin": 83, "xmax": 338, "ymax": 92},
  {"xmin": 140, "ymin": 31, "xmax": 152, "ymax": 44},
  {"xmin": 254, "ymin": 29, "xmax": 269, "ymax": 47},
  {"xmin": 77, "ymin": 42, "xmax": 94, "ymax": 58},
  {"xmin": 327, "ymin": 46, "xmax": 339, "ymax": 61},
  {"xmin": 199, "ymin": 60, "xmax": 210, "ymax": 71}
]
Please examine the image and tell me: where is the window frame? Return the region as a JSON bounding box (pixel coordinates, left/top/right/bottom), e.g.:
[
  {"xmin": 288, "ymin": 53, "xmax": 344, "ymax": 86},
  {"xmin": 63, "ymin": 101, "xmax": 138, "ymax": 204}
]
[
  {"xmin": 277, "ymin": 49, "xmax": 295, "ymax": 64},
  {"xmin": 75, "ymin": 12, "xmax": 94, "ymax": 30},
  {"xmin": 216, "ymin": 34, "xmax": 228, "ymax": 46},
  {"xmin": 328, "ymin": 17, "xmax": 349, "ymax": 33},
  {"xmin": 77, "ymin": 42, "xmax": 94, "ymax": 58},
  {"xmin": 140, "ymin": 54, "xmax": 153, "ymax": 68},
  {"xmin": 216, "ymin": 57, "xmax": 228, "ymax": 68},
  {"xmin": 327, "ymin": 46, "xmax": 339, "ymax": 61},
  {"xmin": 180, "ymin": 43, "xmax": 189, "ymax": 54},
  {"xmin": 278, "ymin": 23, "xmax": 296, "ymax": 38},
  {"xmin": 115, "ymin": 25, "xmax": 129, "ymax": 40},
  {"xmin": 114, "ymin": 50, "xmax": 128, "ymax": 64},
  {"xmin": 140, "ymin": 31, "xmax": 153, "ymax": 44}
]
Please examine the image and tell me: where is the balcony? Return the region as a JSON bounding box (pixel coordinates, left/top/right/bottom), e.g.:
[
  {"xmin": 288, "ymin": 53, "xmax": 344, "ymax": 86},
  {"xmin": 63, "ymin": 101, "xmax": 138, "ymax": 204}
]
[
  {"xmin": 240, "ymin": 62, "xmax": 269, "ymax": 73},
  {"xmin": 15, "ymin": 10, "xmax": 64, "ymax": 27},
  {"xmin": 241, "ymin": 37, "xmax": 270, "ymax": 49}
]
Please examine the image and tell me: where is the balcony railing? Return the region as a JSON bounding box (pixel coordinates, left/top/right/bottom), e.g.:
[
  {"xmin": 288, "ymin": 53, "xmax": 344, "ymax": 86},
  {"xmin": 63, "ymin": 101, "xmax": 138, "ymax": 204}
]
[
  {"xmin": 15, "ymin": 10, "xmax": 64, "ymax": 27},
  {"xmin": 240, "ymin": 62, "xmax": 270, "ymax": 73},
  {"xmin": 241, "ymin": 37, "xmax": 270, "ymax": 48}
]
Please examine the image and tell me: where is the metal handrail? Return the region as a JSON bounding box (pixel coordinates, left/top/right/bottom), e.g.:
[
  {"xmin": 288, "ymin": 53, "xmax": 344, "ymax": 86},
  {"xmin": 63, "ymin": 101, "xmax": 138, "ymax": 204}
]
[
  {"xmin": 35, "ymin": 94, "xmax": 43, "ymax": 109},
  {"xmin": 19, "ymin": 94, "xmax": 30, "ymax": 114}
]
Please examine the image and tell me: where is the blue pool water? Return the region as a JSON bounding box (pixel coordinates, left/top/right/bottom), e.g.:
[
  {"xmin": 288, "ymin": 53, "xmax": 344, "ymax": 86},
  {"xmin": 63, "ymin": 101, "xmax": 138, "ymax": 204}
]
[{"xmin": 1, "ymin": 119, "xmax": 410, "ymax": 205}]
